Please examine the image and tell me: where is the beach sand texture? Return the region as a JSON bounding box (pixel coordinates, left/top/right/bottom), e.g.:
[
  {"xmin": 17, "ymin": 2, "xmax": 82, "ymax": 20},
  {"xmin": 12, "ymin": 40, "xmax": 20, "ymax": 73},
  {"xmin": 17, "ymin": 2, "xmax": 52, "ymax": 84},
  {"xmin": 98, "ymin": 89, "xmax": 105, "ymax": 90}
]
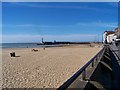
[{"xmin": 2, "ymin": 45, "xmax": 101, "ymax": 88}]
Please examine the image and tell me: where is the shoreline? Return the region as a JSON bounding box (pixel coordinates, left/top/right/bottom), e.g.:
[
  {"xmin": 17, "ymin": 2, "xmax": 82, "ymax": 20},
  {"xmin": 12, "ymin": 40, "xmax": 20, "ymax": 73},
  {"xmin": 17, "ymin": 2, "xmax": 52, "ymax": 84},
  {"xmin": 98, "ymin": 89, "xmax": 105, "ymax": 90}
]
[{"xmin": 2, "ymin": 43, "xmax": 102, "ymax": 49}]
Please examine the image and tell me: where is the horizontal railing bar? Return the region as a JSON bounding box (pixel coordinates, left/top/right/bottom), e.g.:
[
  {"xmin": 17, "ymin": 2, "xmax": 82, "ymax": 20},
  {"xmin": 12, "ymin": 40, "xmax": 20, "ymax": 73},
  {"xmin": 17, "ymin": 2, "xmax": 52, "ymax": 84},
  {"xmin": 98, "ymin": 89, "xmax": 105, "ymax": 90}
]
[{"xmin": 58, "ymin": 47, "xmax": 105, "ymax": 90}]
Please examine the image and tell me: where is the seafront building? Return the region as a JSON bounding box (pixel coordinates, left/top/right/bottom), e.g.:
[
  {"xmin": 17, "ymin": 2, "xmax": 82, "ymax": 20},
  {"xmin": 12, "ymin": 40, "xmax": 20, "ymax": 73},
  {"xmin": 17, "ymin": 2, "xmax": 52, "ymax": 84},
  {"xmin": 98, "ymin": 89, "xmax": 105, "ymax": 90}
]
[
  {"xmin": 115, "ymin": 27, "xmax": 120, "ymax": 39},
  {"xmin": 103, "ymin": 28, "xmax": 120, "ymax": 44},
  {"xmin": 103, "ymin": 31, "xmax": 116, "ymax": 44}
]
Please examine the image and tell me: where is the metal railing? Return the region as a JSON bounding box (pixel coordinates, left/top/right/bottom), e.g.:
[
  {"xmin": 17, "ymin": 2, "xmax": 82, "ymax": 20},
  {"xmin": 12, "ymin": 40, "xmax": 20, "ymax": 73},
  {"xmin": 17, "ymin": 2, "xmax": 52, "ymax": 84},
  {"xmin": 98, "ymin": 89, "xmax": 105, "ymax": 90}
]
[{"xmin": 58, "ymin": 46, "xmax": 106, "ymax": 90}]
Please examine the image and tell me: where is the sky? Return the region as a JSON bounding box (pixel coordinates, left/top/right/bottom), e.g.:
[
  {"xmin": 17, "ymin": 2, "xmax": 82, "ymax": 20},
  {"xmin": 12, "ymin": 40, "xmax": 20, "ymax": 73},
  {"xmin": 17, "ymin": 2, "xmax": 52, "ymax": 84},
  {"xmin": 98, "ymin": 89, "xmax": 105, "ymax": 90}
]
[{"xmin": 2, "ymin": 2, "xmax": 118, "ymax": 43}]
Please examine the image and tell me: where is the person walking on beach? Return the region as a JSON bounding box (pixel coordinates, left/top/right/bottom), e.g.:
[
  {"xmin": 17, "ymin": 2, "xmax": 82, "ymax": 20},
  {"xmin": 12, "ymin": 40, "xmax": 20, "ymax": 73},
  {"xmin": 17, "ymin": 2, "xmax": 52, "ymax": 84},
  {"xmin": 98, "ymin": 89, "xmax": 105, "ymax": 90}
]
[{"xmin": 43, "ymin": 45, "xmax": 45, "ymax": 50}]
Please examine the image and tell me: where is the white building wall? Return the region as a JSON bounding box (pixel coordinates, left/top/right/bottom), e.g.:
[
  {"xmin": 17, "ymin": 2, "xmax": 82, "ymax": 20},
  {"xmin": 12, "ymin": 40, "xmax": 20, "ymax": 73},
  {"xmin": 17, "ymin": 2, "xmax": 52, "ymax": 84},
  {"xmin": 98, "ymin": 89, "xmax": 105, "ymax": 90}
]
[
  {"xmin": 107, "ymin": 34, "xmax": 117, "ymax": 43},
  {"xmin": 103, "ymin": 32, "xmax": 107, "ymax": 43}
]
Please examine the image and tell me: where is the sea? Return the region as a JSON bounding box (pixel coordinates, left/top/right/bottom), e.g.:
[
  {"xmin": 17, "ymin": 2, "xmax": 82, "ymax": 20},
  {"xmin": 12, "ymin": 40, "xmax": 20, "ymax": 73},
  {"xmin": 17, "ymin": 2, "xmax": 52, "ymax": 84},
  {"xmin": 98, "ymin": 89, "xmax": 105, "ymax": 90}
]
[{"xmin": 1, "ymin": 43, "xmax": 62, "ymax": 48}]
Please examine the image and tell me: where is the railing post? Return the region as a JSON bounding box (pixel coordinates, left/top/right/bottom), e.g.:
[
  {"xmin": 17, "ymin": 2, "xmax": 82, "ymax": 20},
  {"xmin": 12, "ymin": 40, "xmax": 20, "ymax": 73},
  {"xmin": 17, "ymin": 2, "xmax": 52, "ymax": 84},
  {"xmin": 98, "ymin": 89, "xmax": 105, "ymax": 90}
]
[
  {"xmin": 97, "ymin": 54, "xmax": 99, "ymax": 61},
  {"xmin": 98, "ymin": 54, "xmax": 101, "ymax": 60},
  {"xmin": 96, "ymin": 56, "xmax": 98, "ymax": 61},
  {"xmin": 82, "ymin": 69, "xmax": 86, "ymax": 80},
  {"xmin": 91, "ymin": 60, "xmax": 94, "ymax": 67}
]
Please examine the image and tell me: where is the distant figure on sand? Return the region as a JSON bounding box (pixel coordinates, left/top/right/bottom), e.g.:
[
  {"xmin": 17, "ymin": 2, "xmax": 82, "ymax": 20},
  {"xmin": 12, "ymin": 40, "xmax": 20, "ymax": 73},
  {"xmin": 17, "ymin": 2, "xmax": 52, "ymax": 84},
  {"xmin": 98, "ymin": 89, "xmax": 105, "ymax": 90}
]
[
  {"xmin": 10, "ymin": 52, "xmax": 20, "ymax": 57},
  {"xmin": 10, "ymin": 52, "xmax": 16, "ymax": 57},
  {"xmin": 32, "ymin": 49, "xmax": 38, "ymax": 52},
  {"xmin": 42, "ymin": 37, "xmax": 45, "ymax": 50},
  {"xmin": 43, "ymin": 46, "xmax": 45, "ymax": 50}
]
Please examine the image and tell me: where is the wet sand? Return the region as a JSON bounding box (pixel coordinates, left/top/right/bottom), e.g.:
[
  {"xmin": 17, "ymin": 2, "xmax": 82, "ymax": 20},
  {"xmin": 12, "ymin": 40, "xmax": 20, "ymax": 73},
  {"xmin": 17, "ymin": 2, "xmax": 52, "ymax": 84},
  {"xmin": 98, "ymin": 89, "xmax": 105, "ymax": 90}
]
[{"xmin": 2, "ymin": 45, "xmax": 101, "ymax": 88}]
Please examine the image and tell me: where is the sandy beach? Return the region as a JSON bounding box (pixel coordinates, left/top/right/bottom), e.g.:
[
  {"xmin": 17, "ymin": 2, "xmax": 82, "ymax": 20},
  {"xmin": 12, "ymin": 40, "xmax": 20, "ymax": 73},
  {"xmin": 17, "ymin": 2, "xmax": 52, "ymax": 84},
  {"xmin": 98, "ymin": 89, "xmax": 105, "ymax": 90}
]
[{"xmin": 2, "ymin": 45, "xmax": 101, "ymax": 88}]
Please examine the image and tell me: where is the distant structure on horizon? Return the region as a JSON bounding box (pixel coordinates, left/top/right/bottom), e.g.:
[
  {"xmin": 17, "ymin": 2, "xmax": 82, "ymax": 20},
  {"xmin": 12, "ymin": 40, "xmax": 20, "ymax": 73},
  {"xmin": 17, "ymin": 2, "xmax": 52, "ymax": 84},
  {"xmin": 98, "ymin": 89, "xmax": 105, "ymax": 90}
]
[{"xmin": 42, "ymin": 37, "xmax": 44, "ymax": 44}]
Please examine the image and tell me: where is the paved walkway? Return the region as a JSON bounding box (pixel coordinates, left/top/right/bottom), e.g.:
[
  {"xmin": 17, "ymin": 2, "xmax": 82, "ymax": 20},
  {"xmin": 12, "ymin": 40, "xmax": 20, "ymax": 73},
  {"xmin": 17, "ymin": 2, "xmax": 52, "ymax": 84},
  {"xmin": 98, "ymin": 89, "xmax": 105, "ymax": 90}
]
[
  {"xmin": 110, "ymin": 44, "xmax": 120, "ymax": 89},
  {"xmin": 110, "ymin": 44, "xmax": 120, "ymax": 60}
]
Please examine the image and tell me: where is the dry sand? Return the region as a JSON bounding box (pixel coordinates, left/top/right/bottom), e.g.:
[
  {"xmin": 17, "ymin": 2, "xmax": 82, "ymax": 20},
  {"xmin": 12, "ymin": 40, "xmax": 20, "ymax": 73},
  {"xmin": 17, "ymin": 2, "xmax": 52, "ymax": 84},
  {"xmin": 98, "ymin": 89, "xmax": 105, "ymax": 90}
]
[{"xmin": 2, "ymin": 45, "xmax": 101, "ymax": 88}]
